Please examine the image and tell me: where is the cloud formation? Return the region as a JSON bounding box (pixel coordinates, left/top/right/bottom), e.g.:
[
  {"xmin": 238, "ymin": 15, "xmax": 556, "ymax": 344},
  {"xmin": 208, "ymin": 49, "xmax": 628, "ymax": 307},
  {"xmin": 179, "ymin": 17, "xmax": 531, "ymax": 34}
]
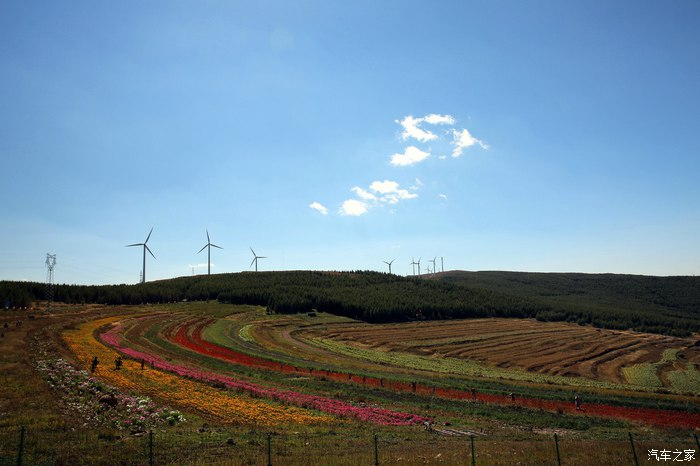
[
  {"xmin": 390, "ymin": 146, "xmax": 430, "ymax": 167},
  {"xmin": 394, "ymin": 113, "xmax": 487, "ymax": 164},
  {"xmin": 351, "ymin": 186, "xmax": 377, "ymax": 201},
  {"xmin": 397, "ymin": 115, "xmax": 438, "ymax": 142},
  {"xmin": 314, "ymin": 113, "xmax": 487, "ymax": 217},
  {"xmin": 339, "ymin": 199, "xmax": 368, "ymax": 216},
  {"xmin": 397, "ymin": 113, "xmax": 458, "ymax": 143},
  {"xmin": 452, "ymin": 128, "xmax": 489, "ymax": 157},
  {"xmin": 423, "ymin": 114, "xmax": 455, "ymax": 125},
  {"xmin": 339, "ymin": 180, "xmax": 418, "ymax": 216},
  {"xmin": 188, "ymin": 263, "xmax": 210, "ymax": 269},
  {"xmin": 309, "ymin": 201, "xmax": 328, "ymax": 215}
]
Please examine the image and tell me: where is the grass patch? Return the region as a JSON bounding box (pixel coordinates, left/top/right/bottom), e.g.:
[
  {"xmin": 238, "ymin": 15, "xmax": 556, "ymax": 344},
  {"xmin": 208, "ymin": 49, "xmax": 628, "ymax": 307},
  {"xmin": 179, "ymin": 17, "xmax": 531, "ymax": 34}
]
[
  {"xmin": 667, "ymin": 363, "xmax": 700, "ymax": 393},
  {"xmin": 622, "ymin": 349, "xmax": 679, "ymax": 389}
]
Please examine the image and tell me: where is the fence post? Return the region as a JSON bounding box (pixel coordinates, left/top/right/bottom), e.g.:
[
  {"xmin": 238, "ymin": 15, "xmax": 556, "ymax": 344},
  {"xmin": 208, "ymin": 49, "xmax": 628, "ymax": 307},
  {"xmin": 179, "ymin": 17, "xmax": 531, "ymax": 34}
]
[
  {"xmin": 470, "ymin": 433, "xmax": 476, "ymax": 466},
  {"xmin": 267, "ymin": 434, "xmax": 272, "ymax": 466},
  {"xmin": 553, "ymin": 433, "xmax": 561, "ymax": 466},
  {"xmin": 374, "ymin": 433, "xmax": 379, "ymax": 466},
  {"xmin": 16, "ymin": 426, "xmax": 25, "ymax": 466},
  {"xmin": 628, "ymin": 432, "xmax": 639, "ymax": 466},
  {"xmin": 148, "ymin": 430, "xmax": 154, "ymax": 466}
]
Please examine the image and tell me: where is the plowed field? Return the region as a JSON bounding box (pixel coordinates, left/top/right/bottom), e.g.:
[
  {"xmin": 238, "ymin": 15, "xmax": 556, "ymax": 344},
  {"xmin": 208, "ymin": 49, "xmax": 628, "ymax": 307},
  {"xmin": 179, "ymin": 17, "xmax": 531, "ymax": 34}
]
[{"xmin": 302, "ymin": 318, "xmax": 700, "ymax": 389}]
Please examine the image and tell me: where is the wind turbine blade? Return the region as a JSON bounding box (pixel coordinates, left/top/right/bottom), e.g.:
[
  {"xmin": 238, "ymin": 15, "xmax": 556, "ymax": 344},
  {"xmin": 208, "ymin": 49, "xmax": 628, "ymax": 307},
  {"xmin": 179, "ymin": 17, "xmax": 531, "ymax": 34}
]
[
  {"xmin": 206, "ymin": 229, "xmax": 210, "ymax": 243},
  {"xmin": 126, "ymin": 243, "xmax": 143, "ymax": 248},
  {"xmin": 250, "ymin": 247, "xmax": 256, "ymax": 256},
  {"xmin": 145, "ymin": 227, "xmax": 153, "ymax": 244},
  {"xmin": 259, "ymin": 256, "xmax": 267, "ymax": 259},
  {"xmin": 145, "ymin": 245, "xmax": 156, "ymax": 260},
  {"xmin": 250, "ymin": 257, "xmax": 256, "ymax": 268},
  {"xmin": 197, "ymin": 244, "xmax": 208, "ymax": 254},
  {"xmin": 389, "ymin": 259, "xmax": 395, "ymax": 265},
  {"xmin": 211, "ymin": 244, "xmax": 223, "ymax": 249}
]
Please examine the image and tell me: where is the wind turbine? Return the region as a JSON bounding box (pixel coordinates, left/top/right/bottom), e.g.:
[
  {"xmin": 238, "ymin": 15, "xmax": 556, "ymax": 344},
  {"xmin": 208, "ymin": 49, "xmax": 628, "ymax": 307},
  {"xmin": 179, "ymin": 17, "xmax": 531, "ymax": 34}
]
[
  {"xmin": 429, "ymin": 257, "xmax": 437, "ymax": 276},
  {"xmin": 410, "ymin": 258, "xmax": 418, "ymax": 276},
  {"xmin": 416, "ymin": 257, "xmax": 422, "ymax": 277},
  {"xmin": 197, "ymin": 229, "xmax": 223, "ymax": 275},
  {"xmin": 249, "ymin": 247, "xmax": 266, "ymax": 272},
  {"xmin": 126, "ymin": 228, "xmax": 155, "ymax": 284},
  {"xmin": 383, "ymin": 259, "xmax": 395, "ymax": 274},
  {"xmin": 441, "ymin": 256, "xmax": 444, "ymax": 272}
]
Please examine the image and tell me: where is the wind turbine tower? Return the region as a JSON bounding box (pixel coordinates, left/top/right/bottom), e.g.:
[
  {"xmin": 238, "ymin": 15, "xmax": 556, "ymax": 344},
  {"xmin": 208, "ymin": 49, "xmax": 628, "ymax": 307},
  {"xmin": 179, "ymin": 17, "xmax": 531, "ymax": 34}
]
[
  {"xmin": 429, "ymin": 257, "xmax": 437, "ymax": 276},
  {"xmin": 198, "ymin": 229, "xmax": 223, "ymax": 275},
  {"xmin": 249, "ymin": 247, "xmax": 267, "ymax": 272},
  {"xmin": 441, "ymin": 256, "xmax": 444, "ymax": 272},
  {"xmin": 383, "ymin": 259, "xmax": 395, "ymax": 274},
  {"xmin": 416, "ymin": 258, "xmax": 422, "ymax": 277},
  {"xmin": 126, "ymin": 228, "xmax": 155, "ymax": 284}
]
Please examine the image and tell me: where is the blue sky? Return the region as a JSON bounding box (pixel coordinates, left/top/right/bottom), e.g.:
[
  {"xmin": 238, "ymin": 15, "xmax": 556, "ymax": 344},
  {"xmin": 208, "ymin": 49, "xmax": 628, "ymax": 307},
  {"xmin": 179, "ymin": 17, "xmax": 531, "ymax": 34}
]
[{"xmin": 1, "ymin": 1, "xmax": 699, "ymax": 284}]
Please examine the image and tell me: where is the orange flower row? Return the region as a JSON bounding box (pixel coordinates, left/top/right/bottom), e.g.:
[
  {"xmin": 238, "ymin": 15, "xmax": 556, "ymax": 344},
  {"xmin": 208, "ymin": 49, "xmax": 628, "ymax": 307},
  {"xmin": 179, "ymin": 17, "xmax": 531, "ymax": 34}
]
[{"xmin": 63, "ymin": 316, "xmax": 332, "ymax": 426}]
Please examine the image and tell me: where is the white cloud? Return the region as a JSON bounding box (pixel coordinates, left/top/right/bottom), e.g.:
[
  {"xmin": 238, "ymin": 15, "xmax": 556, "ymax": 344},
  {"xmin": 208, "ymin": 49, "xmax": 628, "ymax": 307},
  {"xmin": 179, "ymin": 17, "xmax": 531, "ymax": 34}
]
[
  {"xmin": 390, "ymin": 146, "xmax": 430, "ymax": 167},
  {"xmin": 397, "ymin": 115, "xmax": 438, "ymax": 142},
  {"xmin": 438, "ymin": 193, "xmax": 448, "ymax": 200},
  {"xmin": 396, "ymin": 113, "xmax": 457, "ymax": 143},
  {"xmin": 451, "ymin": 128, "xmax": 488, "ymax": 157},
  {"xmin": 309, "ymin": 201, "xmax": 328, "ymax": 215},
  {"xmin": 339, "ymin": 199, "xmax": 368, "ymax": 216},
  {"xmin": 351, "ymin": 186, "xmax": 377, "ymax": 201},
  {"xmin": 188, "ymin": 263, "xmax": 209, "ymax": 269},
  {"xmin": 410, "ymin": 178, "xmax": 423, "ymax": 190},
  {"xmin": 338, "ymin": 180, "xmax": 419, "ymax": 216},
  {"xmin": 369, "ymin": 180, "xmax": 399, "ymax": 194},
  {"xmin": 369, "ymin": 179, "xmax": 417, "ymax": 204},
  {"xmin": 424, "ymin": 114, "xmax": 455, "ymax": 125}
]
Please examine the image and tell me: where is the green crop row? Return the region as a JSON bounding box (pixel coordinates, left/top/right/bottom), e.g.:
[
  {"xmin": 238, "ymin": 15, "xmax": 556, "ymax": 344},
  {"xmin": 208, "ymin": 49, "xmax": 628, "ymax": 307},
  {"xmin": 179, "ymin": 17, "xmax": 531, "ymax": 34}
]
[
  {"xmin": 304, "ymin": 337, "xmax": 632, "ymax": 392},
  {"xmin": 621, "ymin": 349, "xmax": 680, "ymax": 390},
  {"xmin": 666, "ymin": 363, "xmax": 700, "ymax": 393},
  {"xmin": 238, "ymin": 324, "xmax": 255, "ymax": 342}
]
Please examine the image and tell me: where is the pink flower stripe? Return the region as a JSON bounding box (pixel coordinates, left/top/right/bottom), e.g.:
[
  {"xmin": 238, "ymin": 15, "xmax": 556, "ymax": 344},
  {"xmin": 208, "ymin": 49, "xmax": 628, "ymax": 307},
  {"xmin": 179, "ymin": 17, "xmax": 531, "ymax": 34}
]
[
  {"xmin": 100, "ymin": 323, "xmax": 429, "ymax": 426},
  {"xmin": 175, "ymin": 317, "xmax": 700, "ymax": 430}
]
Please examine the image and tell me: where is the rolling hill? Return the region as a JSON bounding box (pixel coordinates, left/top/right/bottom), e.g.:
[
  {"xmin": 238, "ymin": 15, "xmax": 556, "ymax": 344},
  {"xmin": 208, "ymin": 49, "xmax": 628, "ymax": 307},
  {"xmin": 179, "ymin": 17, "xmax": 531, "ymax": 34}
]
[{"xmin": 2, "ymin": 270, "xmax": 699, "ymax": 336}]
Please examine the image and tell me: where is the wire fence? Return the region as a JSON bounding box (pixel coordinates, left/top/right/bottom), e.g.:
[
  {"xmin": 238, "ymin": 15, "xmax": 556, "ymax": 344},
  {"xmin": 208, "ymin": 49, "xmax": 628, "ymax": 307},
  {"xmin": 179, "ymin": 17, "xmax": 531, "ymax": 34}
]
[{"xmin": 1, "ymin": 426, "xmax": 700, "ymax": 465}]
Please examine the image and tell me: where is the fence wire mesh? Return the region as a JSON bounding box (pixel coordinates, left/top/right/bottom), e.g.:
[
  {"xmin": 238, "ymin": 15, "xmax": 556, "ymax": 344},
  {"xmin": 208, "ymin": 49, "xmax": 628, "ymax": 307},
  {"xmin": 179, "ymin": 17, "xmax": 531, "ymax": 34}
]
[{"xmin": 1, "ymin": 427, "xmax": 699, "ymax": 465}]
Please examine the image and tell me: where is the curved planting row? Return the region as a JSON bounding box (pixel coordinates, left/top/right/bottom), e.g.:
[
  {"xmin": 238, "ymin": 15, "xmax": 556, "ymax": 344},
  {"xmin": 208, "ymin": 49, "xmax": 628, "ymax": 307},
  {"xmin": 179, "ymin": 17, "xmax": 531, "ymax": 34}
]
[
  {"xmin": 63, "ymin": 316, "xmax": 331, "ymax": 426},
  {"xmin": 172, "ymin": 316, "xmax": 700, "ymax": 430},
  {"xmin": 99, "ymin": 317, "xmax": 430, "ymax": 427}
]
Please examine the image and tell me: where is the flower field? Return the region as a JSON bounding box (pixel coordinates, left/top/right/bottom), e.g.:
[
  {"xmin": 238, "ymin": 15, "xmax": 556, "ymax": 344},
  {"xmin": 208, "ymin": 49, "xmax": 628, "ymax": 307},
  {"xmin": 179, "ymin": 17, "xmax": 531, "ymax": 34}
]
[
  {"xmin": 35, "ymin": 356, "xmax": 185, "ymax": 432},
  {"xmin": 4, "ymin": 301, "xmax": 700, "ymax": 466},
  {"xmin": 63, "ymin": 317, "xmax": 334, "ymax": 426},
  {"xmin": 57, "ymin": 306, "xmax": 700, "ymax": 433},
  {"xmin": 171, "ymin": 309, "xmax": 700, "ymax": 430}
]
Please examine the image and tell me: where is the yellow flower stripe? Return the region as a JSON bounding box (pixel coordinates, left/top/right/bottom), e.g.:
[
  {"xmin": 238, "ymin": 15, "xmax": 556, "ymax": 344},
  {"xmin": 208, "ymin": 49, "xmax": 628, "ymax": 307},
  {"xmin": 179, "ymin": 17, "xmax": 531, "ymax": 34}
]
[{"xmin": 63, "ymin": 316, "xmax": 332, "ymax": 426}]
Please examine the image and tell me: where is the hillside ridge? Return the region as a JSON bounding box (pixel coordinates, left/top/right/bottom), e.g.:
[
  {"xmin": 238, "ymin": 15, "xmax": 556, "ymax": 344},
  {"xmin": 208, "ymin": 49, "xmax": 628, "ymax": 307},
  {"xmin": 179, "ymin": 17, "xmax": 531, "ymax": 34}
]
[{"xmin": 2, "ymin": 270, "xmax": 699, "ymax": 337}]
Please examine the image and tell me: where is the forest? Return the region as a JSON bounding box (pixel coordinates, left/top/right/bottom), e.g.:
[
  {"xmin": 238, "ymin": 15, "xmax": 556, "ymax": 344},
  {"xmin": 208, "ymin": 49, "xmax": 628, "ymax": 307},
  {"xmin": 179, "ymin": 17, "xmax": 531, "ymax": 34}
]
[{"xmin": 2, "ymin": 270, "xmax": 699, "ymax": 337}]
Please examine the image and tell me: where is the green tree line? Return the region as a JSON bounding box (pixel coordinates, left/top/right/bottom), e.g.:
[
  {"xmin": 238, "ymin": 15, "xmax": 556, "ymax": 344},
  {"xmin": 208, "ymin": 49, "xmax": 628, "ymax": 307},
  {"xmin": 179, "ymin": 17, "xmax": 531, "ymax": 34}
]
[{"xmin": 1, "ymin": 270, "xmax": 699, "ymax": 337}]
